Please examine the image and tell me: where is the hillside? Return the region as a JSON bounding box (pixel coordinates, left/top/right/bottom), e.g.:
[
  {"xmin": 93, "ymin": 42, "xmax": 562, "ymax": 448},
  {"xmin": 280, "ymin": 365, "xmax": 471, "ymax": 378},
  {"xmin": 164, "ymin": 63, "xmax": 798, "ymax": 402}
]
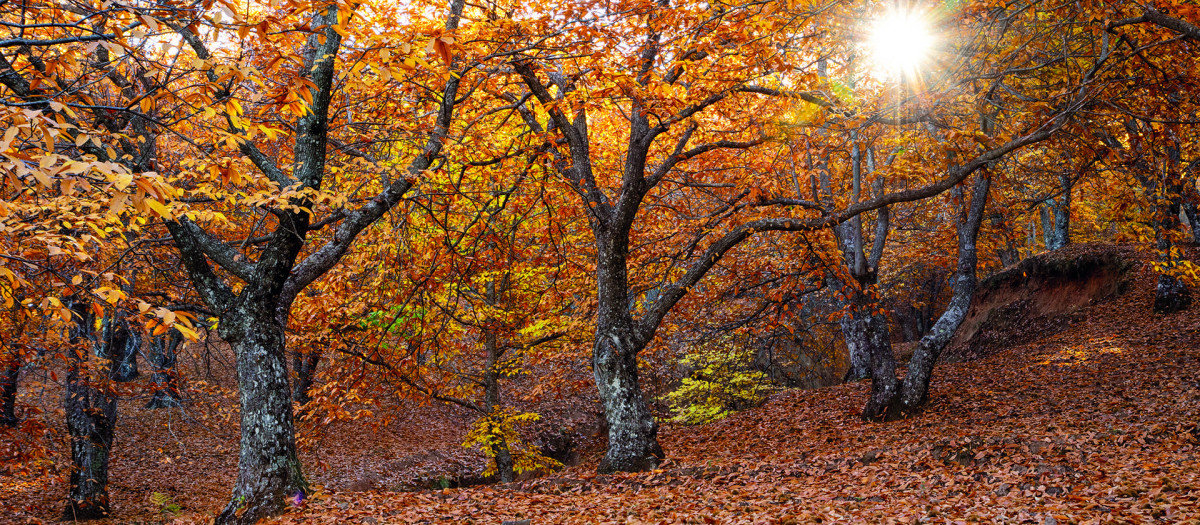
[{"xmin": 4, "ymin": 244, "xmax": 1200, "ymax": 524}]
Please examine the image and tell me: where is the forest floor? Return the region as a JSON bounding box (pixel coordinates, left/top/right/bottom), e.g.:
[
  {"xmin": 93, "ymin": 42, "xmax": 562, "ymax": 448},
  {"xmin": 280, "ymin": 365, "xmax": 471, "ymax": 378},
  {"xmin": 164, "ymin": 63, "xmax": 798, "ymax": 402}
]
[{"xmin": 4, "ymin": 242, "xmax": 1200, "ymax": 524}]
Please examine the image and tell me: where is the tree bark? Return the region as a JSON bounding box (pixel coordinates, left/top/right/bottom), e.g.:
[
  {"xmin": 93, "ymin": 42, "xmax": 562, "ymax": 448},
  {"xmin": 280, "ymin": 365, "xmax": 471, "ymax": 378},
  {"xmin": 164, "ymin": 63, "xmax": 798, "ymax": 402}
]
[
  {"xmin": 106, "ymin": 317, "xmax": 140, "ymax": 383},
  {"xmin": 1, "ymin": 355, "xmax": 19, "ymax": 427},
  {"xmin": 1151, "ymin": 144, "xmax": 1192, "ymax": 314},
  {"xmin": 894, "ymin": 175, "xmax": 991, "ymax": 414},
  {"xmin": 839, "ymin": 315, "xmax": 873, "ymax": 381},
  {"xmin": 145, "ymin": 330, "xmax": 183, "ymax": 409},
  {"xmin": 292, "ymin": 350, "xmax": 320, "ymax": 405},
  {"xmin": 859, "ymin": 309, "xmax": 899, "ymax": 419},
  {"xmin": 1182, "ymin": 196, "xmax": 1200, "ymax": 244},
  {"xmin": 63, "ymin": 301, "xmax": 117, "ymax": 521},
  {"xmin": 1152, "ymin": 197, "xmax": 1191, "ymax": 313},
  {"xmin": 593, "ymin": 238, "xmax": 664, "ymax": 473},
  {"xmin": 214, "ymin": 302, "xmax": 306, "ymax": 525},
  {"xmin": 593, "ymin": 326, "xmax": 663, "ymax": 473},
  {"xmin": 482, "ymin": 302, "xmax": 515, "ymax": 483}
]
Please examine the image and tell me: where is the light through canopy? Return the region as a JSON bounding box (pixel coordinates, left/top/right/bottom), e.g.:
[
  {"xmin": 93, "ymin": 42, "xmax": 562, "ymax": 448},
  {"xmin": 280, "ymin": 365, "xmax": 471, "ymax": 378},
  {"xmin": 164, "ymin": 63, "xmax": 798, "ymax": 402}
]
[{"xmin": 867, "ymin": 4, "xmax": 936, "ymax": 80}]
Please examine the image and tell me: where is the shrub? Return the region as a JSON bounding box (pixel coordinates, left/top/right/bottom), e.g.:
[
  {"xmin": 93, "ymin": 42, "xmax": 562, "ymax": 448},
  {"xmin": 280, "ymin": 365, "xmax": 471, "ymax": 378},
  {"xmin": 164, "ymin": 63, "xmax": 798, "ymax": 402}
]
[
  {"xmin": 462, "ymin": 408, "xmax": 563, "ymax": 477},
  {"xmin": 662, "ymin": 340, "xmax": 775, "ymax": 425}
]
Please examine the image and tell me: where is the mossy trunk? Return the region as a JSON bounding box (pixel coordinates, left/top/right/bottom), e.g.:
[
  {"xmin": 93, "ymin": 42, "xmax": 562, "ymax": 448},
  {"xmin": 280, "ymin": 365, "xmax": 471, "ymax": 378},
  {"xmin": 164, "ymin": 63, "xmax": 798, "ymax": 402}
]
[
  {"xmin": 214, "ymin": 303, "xmax": 306, "ymax": 525},
  {"xmin": 593, "ymin": 325, "xmax": 663, "ymax": 473},
  {"xmin": 593, "ymin": 239, "xmax": 663, "ymax": 474}
]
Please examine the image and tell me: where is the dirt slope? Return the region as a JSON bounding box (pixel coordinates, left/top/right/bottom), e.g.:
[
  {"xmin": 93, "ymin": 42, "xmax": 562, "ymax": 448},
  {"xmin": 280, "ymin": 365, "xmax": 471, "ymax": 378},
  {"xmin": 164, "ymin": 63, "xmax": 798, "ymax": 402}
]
[{"xmin": 3, "ymin": 243, "xmax": 1199, "ymax": 524}]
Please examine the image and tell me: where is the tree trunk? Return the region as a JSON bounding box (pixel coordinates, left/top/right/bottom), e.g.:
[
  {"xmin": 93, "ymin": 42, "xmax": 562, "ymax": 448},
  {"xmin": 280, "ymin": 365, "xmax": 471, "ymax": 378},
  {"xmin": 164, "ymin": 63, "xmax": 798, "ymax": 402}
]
[
  {"xmin": 292, "ymin": 350, "xmax": 321, "ymax": 405},
  {"xmin": 63, "ymin": 301, "xmax": 117, "ymax": 521},
  {"xmin": 839, "ymin": 314, "xmax": 873, "ymax": 381},
  {"xmin": 1042, "ymin": 174, "xmax": 1071, "ymax": 251},
  {"xmin": 1, "ymin": 356, "xmax": 19, "ymax": 427},
  {"xmin": 591, "ymin": 228, "xmax": 664, "ymax": 473},
  {"xmin": 1153, "ymin": 202, "xmax": 1192, "ymax": 313},
  {"xmin": 593, "ymin": 326, "xmax": 663, "ymax": 473},
  {"xmin": 1181, "ymin": 194, "xmax": 1200, "ymax": 244},
  {"xmin": 107, "ymin": 319, "xmax": 140, "ymax": 383},
  {"xmin": 858, "ymin": 310, "xmax": 898, "ymax": 419},
  {"xmin": 1039, "ymin": 205, "xmax": 1053, "ymax": 249},
  {"xmin": 1050, "ymin": 175, "xmax": 1071, "ymax": 249},
  {"xmin": 145, "ymin": 331, "xmax": 183, "ymax": 409},
  {"xmin": 214, "ymin": 304, "xmax": 306, "ymax": 525},
  {"xmin": 482, "ymin": 312, "xmax": 515, "ymax": 483},
  {"xmin": 895, "ymin": 175, "xmax": 991, "ymax": 414},
  {"xmin": 1151, "ymin": 162, "xmax": 1191, "ymax": 314}
]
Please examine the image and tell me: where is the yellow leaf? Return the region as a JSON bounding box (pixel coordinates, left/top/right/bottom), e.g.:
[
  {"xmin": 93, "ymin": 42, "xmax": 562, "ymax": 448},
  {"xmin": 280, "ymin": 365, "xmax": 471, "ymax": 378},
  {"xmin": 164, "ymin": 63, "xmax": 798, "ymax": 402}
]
[
  {"xmin": 71, "ymin": 274, "xmax": 82, "ymax": 285},
  {"xmin": 109, "ymin": 193, "xmax": 128, "ymax": 216},
  {"xmin": 175, "ymin": 324, "xmax": 199, "ymax": 341},
  {"xmin": 146, "ymin": 198, "xmax": 171, "ymax": 219}
]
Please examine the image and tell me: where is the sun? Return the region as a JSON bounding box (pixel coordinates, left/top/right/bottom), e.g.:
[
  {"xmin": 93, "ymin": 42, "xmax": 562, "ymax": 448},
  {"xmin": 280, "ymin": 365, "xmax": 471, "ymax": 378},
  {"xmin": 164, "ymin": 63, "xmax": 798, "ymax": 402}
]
[{"xmin": 867, "ymin": 5, "xmax": 936, "ymax": 80}]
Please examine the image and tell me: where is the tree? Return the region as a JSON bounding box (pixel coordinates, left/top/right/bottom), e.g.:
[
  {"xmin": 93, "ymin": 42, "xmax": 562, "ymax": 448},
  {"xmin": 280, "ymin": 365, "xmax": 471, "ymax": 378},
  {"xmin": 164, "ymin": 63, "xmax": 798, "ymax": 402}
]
[
  {"xmin": 499, "ymin": 0, "xmax": 1096, "ymax": 470},
  {"xmin": 0, "ymin": 0, "xmax": 484, "ymax": 520}
]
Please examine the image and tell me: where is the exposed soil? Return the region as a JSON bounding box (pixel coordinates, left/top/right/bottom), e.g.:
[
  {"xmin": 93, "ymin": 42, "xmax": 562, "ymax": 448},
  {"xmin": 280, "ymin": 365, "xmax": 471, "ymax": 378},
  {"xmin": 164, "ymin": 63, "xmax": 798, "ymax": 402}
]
[{"xmin": 945, "ymin": 244, "xmax": 1138, "ymax": 362}]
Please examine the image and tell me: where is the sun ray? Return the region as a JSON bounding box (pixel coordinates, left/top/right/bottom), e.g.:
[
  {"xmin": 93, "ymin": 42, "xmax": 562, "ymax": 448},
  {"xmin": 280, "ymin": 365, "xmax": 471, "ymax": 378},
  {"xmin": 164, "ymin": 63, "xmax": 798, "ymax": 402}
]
[{"xmin": 867, "ymin": 4, "xmax": 936, "ymax": 82}]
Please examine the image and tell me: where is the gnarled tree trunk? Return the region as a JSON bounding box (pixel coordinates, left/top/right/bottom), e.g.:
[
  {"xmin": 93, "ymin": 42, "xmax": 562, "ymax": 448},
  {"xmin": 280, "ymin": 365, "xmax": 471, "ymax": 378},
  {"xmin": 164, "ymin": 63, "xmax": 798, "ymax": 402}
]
[
  {"xmin": 214, "ymin": 302, "xmax": 306, "ymax": 525},
  {"xmin": 594, "ymin": 243, "xmax": 663, "ymax": 473},
  {"xmin": 63, "ymin": 301, "xmax": 117, "ymax": 521}
]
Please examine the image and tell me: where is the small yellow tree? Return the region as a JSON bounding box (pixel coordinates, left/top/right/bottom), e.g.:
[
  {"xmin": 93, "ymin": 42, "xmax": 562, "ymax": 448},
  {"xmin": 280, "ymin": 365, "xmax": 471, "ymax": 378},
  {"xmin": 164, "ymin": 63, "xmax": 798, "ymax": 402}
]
[{"xmin": 662, "ymin": 340, "xmax": 776, "ymax": 425}]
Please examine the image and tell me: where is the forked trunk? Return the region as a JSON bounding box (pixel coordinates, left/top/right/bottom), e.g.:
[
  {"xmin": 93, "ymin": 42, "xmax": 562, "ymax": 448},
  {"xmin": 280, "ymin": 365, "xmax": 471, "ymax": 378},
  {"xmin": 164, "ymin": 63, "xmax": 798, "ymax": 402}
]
[
  {"xmin": 897, "ymin": 175, "xmax": 990, "ymax": 413},
  {"xmin": 215, "ymin": 305, "xmax": 306, "ymax": 525},
  {"xmin": 63, "ymin": 301, "xmax": 117, "ymax": 521},
  {"xmin": 865, "ymin": 175, "xmax": 990, "ymax": 421}
]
